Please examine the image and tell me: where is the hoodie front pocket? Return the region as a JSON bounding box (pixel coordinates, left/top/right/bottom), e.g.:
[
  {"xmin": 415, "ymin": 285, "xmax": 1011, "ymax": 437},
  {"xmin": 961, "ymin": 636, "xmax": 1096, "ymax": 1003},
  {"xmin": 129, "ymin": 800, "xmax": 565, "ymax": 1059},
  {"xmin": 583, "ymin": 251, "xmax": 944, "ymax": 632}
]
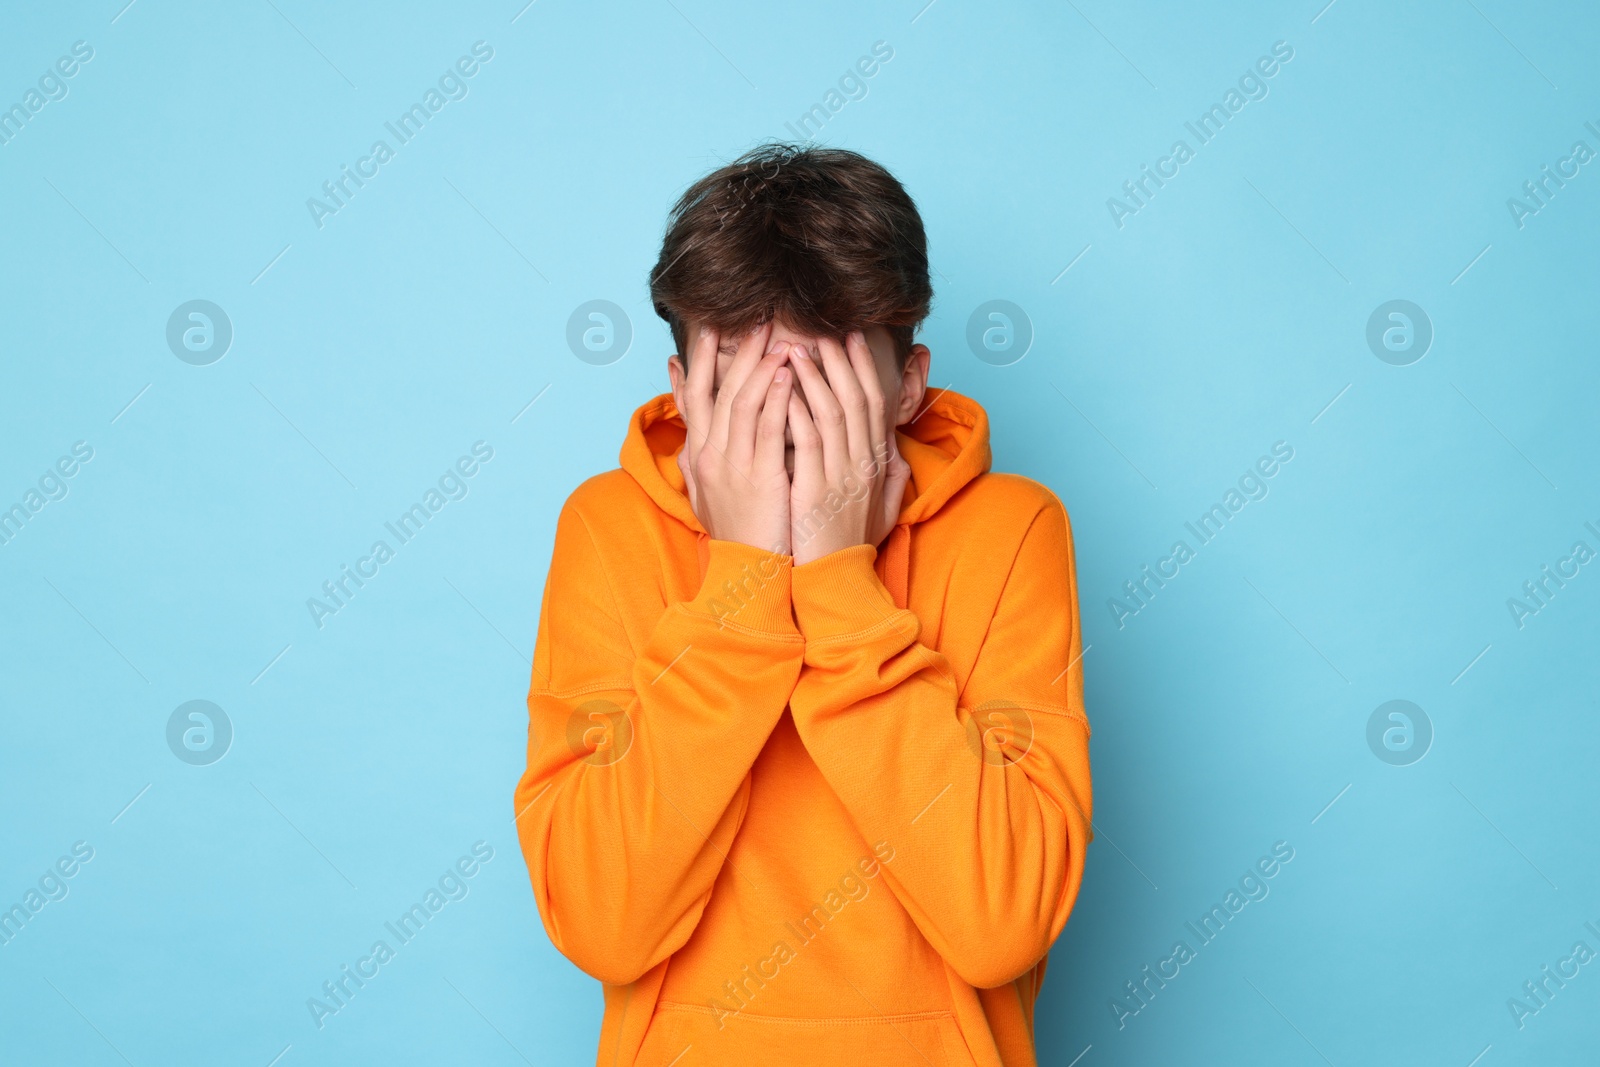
[{"xmin": 639, "ymin": 1001, "xmax": 967, "ymax": 1066}]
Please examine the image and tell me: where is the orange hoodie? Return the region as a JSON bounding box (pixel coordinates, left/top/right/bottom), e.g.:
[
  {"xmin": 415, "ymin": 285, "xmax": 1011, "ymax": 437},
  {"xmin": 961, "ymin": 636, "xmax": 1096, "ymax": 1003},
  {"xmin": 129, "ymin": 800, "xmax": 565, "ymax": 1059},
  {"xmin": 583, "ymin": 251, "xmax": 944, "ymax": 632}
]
[{"xmin": 514, "ymin": 389, "xmax": 1092, "ymax": 1066}]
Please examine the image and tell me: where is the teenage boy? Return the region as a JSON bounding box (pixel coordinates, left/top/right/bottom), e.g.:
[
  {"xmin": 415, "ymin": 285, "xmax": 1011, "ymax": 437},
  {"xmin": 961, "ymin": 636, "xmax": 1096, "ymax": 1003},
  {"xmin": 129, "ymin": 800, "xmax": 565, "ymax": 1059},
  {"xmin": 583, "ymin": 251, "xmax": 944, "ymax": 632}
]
[{"xmin": 514, "ymin": 144, "xmax": 1092, "ymax": 1066}]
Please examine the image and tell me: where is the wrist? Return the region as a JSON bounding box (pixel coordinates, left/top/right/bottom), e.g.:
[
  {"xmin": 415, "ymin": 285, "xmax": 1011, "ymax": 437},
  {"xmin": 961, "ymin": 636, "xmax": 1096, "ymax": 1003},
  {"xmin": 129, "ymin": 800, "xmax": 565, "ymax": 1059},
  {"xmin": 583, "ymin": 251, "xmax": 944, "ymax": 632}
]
[
  {"xmin": 702, "ymin": 510, "xmax": 791, "ymax": 558},
  {"xmin": 790, "ymin": 511, "xmax": 869, "ymax": 566},
  {"xmin": 791, "ymin": 544, "xmax": 898, "ymax": 640},
  {"xmin": 792, "ymin": 534, "xmax": 852, "ymax": 567},
  {"xmin": 690, "ymin": 539, "xmax": 797, "ymax": 634}
]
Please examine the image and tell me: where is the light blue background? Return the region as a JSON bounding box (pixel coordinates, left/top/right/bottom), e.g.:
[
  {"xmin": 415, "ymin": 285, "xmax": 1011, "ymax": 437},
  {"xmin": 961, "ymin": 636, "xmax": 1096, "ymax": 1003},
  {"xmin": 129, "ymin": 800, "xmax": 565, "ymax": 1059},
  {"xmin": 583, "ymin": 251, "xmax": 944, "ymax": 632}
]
[{"xmin": 2, "ymin": 1, "xmax": 1597, "ymax": 1064}]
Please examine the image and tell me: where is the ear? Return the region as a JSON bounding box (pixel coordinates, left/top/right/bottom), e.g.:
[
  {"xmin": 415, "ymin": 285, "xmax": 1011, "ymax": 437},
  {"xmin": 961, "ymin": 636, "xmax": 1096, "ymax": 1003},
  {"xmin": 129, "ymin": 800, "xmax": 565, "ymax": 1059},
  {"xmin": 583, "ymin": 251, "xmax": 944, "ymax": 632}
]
[
  {"xmin": 667, "ymin": 354, "xmax": 688, "ymax": 415},
  {"xmin": 892, "ymin": 344, "xmax": 932, "ymax": 426}
]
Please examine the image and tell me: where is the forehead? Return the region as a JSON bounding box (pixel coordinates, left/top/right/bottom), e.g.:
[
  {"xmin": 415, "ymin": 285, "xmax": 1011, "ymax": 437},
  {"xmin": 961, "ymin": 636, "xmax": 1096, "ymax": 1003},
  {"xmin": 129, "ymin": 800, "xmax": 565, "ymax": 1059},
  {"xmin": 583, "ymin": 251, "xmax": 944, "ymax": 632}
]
[
  {"xmin": 712, "ymin": 320, "xmax": 811, "ymax": 350},
  {"xmin": 700, "ymin": 320, "xmax": 894, "ymax": 353}
]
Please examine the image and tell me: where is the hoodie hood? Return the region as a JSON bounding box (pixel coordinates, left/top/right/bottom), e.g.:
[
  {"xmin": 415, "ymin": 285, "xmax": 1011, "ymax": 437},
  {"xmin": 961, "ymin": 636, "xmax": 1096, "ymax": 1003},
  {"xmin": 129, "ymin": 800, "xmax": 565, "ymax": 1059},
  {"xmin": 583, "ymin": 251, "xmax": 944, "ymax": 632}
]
[{"xmin": 619, "ymin": 389, "xmax": 993, "ymax": 535}]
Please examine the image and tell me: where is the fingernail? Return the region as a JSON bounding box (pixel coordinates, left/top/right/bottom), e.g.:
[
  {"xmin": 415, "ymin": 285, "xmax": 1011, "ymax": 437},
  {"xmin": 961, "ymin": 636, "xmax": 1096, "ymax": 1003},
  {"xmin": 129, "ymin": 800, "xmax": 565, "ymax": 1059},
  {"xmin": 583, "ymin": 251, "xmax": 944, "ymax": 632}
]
[
  {"xmin": 849, "ymin": 330, "xmax": 865, "ymax": 345},
  {"xmin": 775, "ymin": 367, "xmax": 790, "ymax": 383},
  {"xmin": 769, "ymin": 340, "xmax": 790, "ymax": 356}
]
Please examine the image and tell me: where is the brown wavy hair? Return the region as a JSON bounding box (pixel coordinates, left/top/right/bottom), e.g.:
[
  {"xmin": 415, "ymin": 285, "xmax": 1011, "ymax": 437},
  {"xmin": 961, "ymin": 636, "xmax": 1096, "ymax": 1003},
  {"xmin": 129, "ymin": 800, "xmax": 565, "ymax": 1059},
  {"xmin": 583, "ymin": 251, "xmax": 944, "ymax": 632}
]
[{"xmin": 649, "ymin": 143, "xmax": 932, "ymax": 367}]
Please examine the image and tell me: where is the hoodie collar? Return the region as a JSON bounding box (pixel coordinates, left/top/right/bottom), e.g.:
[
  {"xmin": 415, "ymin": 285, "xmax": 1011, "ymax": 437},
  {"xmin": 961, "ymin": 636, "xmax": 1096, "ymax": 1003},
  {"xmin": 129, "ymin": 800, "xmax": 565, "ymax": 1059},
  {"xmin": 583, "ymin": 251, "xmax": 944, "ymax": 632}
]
[
  {"xmin": 619, "ymin": 389, "xmax": 993, "ymax": 535},
  {"xmin": 892, "ymin": 387, "xmax": 992, "ymax": 525},
  {"xmin": 619, "ymin": 393, "xmax": 703, "ymax": 532}
]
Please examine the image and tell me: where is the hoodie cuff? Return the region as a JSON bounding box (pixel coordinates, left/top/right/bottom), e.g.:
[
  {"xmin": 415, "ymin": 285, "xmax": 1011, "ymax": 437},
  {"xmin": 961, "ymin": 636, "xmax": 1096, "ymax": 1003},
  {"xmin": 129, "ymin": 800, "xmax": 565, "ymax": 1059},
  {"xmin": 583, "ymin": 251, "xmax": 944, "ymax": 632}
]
[
  {"xmin": 688, "ymin": 540, "xmax": 797, "ymax": 635},
  {"xmin": 792, "ymin": 544, "xmax": 900, "ymax": 641}
]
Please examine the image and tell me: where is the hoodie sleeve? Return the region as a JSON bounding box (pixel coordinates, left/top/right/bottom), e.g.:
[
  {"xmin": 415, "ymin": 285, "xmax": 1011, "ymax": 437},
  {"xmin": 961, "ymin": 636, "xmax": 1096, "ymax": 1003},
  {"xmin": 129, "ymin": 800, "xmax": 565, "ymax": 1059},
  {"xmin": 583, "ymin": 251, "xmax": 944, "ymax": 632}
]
[
  {"xmin": 785, "ymin": 497, "xmax": 1092, "ymax": 989},
  {"xmin": 513, "ymin": 501, "xmax": 804, "ymax": 986}
]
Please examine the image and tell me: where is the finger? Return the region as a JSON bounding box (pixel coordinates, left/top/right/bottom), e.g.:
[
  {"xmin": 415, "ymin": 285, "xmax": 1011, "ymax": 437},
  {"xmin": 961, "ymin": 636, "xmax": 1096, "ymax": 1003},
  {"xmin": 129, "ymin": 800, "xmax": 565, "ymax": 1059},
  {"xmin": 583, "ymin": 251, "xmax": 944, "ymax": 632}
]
[
  {"xmin": 711, "ymin": 321, "xmax": 773, "ymax": 451},
  {"xmin": 788, "ymin": 343, "xmax": 849, "ymax": 478},
  {"xmin": 683, "ymin": 326, "xmax": 719, "ymax": 459},
  {"xmin": 844, "ymin": 330, "xmax": 889, "ymax": 471},
  {"xmin": 787, "ymin": 391, "xmax": 825, "ymax": 486},
  {"xmin": 816, "ymin": 335, "xmax": 871, "ymax": 469},
  {"xmin": 753, "ymin": 366, "xmax": 792, "ymax": 475},
  {"xmin": 726, "ymin": 345, "xmax": 790, "ymax": 467}
]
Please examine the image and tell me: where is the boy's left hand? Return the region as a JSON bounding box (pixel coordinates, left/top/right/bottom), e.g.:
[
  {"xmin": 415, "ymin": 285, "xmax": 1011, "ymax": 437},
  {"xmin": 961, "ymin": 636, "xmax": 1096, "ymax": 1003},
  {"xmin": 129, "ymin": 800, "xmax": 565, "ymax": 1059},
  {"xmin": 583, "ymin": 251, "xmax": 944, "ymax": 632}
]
[{"xmin": 786, "ymin": 331, "xmax": 911, "ymax": 566}]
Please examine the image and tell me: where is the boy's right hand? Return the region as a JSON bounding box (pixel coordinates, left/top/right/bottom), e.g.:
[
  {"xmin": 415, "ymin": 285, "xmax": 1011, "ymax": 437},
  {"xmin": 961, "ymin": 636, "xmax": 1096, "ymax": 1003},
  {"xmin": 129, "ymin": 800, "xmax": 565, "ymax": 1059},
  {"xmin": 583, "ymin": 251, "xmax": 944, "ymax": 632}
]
[{"xmin": 677, "ymin": 324, "xmax": 794, "ymax": 556}]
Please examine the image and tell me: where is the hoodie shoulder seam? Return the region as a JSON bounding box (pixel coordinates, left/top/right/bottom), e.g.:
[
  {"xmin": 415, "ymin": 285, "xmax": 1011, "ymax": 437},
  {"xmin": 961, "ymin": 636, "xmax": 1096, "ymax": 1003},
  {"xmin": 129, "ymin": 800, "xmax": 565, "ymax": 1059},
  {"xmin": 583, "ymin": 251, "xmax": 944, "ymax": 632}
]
[{"xmin": 531, "ymin": 679, "xmax": 637, "ymax": 701}]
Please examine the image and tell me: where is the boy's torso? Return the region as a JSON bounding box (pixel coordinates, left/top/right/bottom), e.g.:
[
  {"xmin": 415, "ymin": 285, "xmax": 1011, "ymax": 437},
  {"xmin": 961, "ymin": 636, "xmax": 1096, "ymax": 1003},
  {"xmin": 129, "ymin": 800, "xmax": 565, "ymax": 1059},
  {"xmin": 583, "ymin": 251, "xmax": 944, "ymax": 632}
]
[{"xmin": 571, "ymin": 462, "xmax": 1055, "ymax": 1065}]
